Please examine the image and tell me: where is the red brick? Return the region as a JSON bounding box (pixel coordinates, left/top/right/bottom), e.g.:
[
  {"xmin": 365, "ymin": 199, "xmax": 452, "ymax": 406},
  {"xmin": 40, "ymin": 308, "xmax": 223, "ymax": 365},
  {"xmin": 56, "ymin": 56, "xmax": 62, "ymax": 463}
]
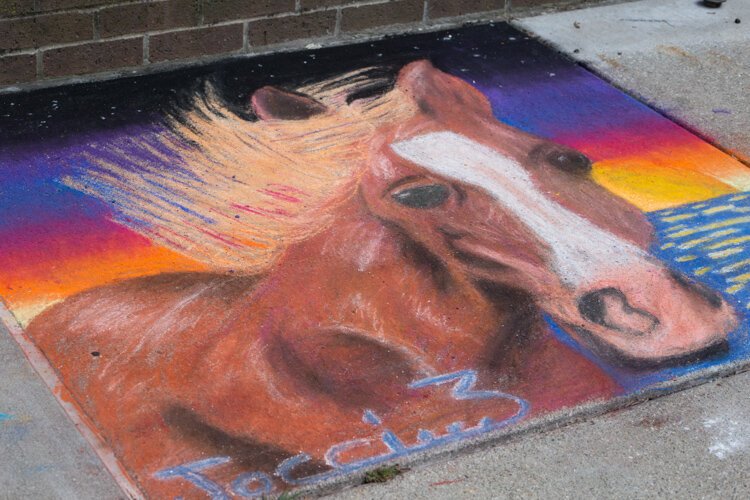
[
  {"xmin": 43, "ymin": 37, "xmax": 142, "ymax": 77},
  {"xmin": 248, "ymin": 10, "xmax": 336, "ymax": 47},
  {"xmin": 203, "ymin": 0, "xmax": 295, "ymax": 25},
  {"xmin": 428, "ymin": 0, "xmax": 501, "ymax": 19},
  {"xmin": 99, "ymin": 0, "xmax": 200, "ymax": 38},
  {"xmin": 0, "ymin": 53, "xmax": 36, "ymax": 85},
  {"xmin": 0, "ymin": 1, "xmax": 35, "ymax": 18},
  {"xmin": 341, "ymin": 0, "xmax": 423, "ymax": 32},
  {"xmin": 148, "ymin": 23, "xmax": 243, "ymax": 63},
  {"xmin": 0, "ymin": 12, "xmax": 93, "ymax": 51}
]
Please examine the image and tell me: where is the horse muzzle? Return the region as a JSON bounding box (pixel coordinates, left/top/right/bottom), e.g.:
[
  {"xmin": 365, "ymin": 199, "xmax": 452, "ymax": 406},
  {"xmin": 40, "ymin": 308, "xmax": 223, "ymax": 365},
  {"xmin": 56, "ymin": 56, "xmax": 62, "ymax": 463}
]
[{"xmin": 563, "ymin": 264, "xmax": 738, "ymax": 368}]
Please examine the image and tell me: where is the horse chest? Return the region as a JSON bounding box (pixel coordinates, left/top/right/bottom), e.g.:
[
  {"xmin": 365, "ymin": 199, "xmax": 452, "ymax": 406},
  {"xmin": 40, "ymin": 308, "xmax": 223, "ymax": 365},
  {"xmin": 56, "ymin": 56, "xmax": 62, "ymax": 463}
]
[{"xmin": 253, "ymin": 225, "xmax": 509, "ymax": 372}]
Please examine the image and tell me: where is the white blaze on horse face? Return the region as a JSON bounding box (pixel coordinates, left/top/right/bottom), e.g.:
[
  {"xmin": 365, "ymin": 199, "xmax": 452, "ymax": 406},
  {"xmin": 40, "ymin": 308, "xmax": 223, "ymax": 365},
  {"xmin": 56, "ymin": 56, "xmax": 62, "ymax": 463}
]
[{"xmin": 391, "ymin": 131, "xmax": 648, "ymax": 288}]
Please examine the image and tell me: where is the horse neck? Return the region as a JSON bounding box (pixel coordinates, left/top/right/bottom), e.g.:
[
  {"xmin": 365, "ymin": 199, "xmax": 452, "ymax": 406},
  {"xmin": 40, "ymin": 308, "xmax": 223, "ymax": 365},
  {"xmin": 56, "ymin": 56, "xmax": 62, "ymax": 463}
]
[
  {"xmin": 278, "ymin": 192, "xmax": 397, "ymax": 275},
  {"xmin": 268, "ymin": 192, "xmax": 545, "ymax": 373}
]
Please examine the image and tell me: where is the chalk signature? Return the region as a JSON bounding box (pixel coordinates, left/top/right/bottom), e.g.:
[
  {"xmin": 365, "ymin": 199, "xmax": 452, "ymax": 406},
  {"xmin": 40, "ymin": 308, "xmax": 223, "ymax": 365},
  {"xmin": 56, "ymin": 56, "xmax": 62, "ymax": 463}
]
[{"xmin": 155, "ymin": 369, "xmax": 530, "ymax": 498}]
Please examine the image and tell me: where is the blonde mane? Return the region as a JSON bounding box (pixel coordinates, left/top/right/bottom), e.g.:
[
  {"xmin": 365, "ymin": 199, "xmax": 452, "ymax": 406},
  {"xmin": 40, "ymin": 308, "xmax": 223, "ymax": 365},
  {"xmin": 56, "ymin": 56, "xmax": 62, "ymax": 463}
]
[{"xmin": 65, "ymin": 68, "xmax": 418, "ymax": 272}]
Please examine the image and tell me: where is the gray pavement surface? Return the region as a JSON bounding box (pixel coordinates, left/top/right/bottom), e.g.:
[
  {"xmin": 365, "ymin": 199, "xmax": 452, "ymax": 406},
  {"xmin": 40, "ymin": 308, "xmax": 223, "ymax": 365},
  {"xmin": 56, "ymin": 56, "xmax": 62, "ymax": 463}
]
[
  {"xmin": 517, "ymin": 0, "xmax": 750, "ymax": 164},
  {"xmin": 333, "ymin": 369, "xmax": 750, "ymax": 499},
  {"xmin": 0, "ymin": 320, "xmax": 122, "ymax": 499}
]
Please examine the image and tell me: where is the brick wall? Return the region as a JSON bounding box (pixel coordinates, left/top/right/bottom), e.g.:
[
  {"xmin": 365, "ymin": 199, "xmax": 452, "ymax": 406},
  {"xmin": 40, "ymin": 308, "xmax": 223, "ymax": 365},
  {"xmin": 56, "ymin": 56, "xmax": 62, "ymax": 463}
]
[{"xmin": 0, "ymin": 0, "xmax": 607, "ymax": 88}]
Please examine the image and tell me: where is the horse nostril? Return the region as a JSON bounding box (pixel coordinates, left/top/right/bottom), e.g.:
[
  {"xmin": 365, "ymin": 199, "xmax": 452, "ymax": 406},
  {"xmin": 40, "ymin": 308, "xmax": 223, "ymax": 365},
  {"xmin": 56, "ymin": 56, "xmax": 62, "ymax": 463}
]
[
  {"xmin": 669, "ymin": 270, "xmax": 723, "ymax": 309},
  {"xmin": 578, "ymin": 288, "xmax": 659, "ymax": 336},
  {"xmin": 578, "ymin": 288, "xmax": 611, "ymax": 328}
]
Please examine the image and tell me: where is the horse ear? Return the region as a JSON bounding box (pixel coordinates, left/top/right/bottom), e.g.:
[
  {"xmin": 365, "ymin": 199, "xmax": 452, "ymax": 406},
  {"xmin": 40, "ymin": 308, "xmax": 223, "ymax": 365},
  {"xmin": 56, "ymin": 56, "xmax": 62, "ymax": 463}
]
[
  {"xmin": 397, "ymin": 59, "xmax": 493, "ymax": 118},
  {"xmin": 251, "ymin": 86, "xmax": 328, "ymax": 120}
]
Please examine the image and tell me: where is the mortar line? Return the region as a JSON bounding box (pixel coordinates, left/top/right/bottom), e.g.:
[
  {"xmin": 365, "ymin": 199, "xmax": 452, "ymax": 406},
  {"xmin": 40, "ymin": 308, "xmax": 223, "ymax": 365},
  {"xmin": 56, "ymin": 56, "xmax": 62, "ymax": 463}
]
[
  {"xmin": 242, "ymin": 21, "xmax": 250, "ymax": 52},
  {"xmin": 142, "ymin": 34, "xmax": 150, "ymax": 64},
  {"xmin": 334, "ymin": 8, "xmax": 342, "ymax": 37},
  {"xmin": 0, "ymin": 0, "xmax": 148, "ymax": 21},
  {"xmin": 35, "ymin": 50, "xmax": 43, "ymax": 79}
]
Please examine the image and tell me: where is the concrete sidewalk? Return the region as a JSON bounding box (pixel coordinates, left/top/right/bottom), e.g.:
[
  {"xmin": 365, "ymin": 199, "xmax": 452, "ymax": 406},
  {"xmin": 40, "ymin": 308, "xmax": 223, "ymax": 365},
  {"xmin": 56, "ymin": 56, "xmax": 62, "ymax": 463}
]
[
  {"xmin": 334, "ymin": 370, "xmax": 750, "ymax": 499},
  {"xmin": 0, "ymin": 321, "xmax": 122, "ymax": 498},
  {"xmin": 332, "ymin": 1, "xmax": 750, "ymax": 497}
]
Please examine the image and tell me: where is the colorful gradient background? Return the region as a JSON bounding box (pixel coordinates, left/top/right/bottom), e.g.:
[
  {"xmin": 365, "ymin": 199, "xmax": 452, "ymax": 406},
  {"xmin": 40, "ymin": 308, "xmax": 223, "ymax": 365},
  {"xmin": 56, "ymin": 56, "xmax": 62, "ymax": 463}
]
[{"xmin": 1, "ymin": 24, "xmax": 749, "ymax": 390}]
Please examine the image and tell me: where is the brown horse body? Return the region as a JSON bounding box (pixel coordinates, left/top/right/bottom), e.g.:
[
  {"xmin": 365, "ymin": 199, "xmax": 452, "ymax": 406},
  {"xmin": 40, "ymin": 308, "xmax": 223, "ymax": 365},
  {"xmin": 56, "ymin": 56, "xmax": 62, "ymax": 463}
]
[
  {"xmin": 30, "ymin": 211, "xmax": 617, "ymax": 496},
  {"xmin": 26, "ymin": 61, "xmax": 737, "ymax": 497}
]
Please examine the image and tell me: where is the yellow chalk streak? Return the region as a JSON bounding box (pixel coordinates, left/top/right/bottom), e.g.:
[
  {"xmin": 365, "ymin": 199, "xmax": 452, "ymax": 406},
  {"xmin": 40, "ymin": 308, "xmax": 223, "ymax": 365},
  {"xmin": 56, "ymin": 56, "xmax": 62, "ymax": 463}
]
[
  {"xmin": 726, "ymin": 283, "xmax": 744, "ymax": 294},
  {"xmin": 12, "ymin": 300, "xmax": 62, "ymax": 328},
  {"xmin": 719, "ymin": 258, "xmax": 750, "ymax": 274},
  {"xmin": 729, "ymin": 272, "xmax": 750, "ymax": 283},
  {"xmin": 694, "ymin": 267, "xmax": 711, "ymax": 276},
  {"xmin": 707, "ymin": 235, "xmax": 750, "ymax": 250},
  {"xmin": 679, "ymin": 236, "xmax": 714, "ymax": 249},
  {"xmin": 662, "ymin": 213, "xmax": 696, "ymax": 222},
  {"xmin": 710, "ymin": 228, "xmax": 741, "ymax": 237},
  {"xmin": 708, "ymin": 247, "xmax": 744, "ymax": 259},
  {"xmin": 660, "ymin": 242, "xmax": 676, "ymax": 249},
  {"xmin": 678, "ymin": 229, "xmax": 738, "ymax": 249},
  {"xmin": 730, "ymin": 194, "xmax": 749, "ymax": 201},
  {"xmin": 676, "ymin": 255, "xmax": 698, "ymax": 262},
  {"xmin": 702, "ymin": 205, "xmax": 734, "ymax": 215},
  {"xmin": 668, "ymin": 216, "xmax": 750, "ymax": 239},
  {"xmin": 592, "ymin": 156, "xmax": 738, "ymax": 212}
]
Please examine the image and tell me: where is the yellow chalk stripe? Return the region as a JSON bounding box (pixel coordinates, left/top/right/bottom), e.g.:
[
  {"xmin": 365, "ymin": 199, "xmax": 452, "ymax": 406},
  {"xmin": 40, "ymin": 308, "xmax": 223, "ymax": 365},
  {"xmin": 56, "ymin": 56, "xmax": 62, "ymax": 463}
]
[
  {"xmin": 709, "ymin": 228, "xmax": 740, "ymax": 237},
  {"xmin": 694, "ymin": 203, "xmax": 708, "ymax": 209},
  {"xmin": 702, "ymin": 205, "xmax": 734, "ymax": 215},
  {"xmin": 662, "ymin": 213, "xmax": 696, "ymax": 222},
  {"xmin": 694, "ymin": 267, "xmax": 711, "ymax": 276},
  {"xmin": 678, "ymin": 229, "xmax": 739, "ymax": 249},
  {"xmin": 592, "ymin": 158, "xmax": 737, "ymax": 212},
  {"xmin": 708, "ymin": 247, "xmax": 744, "ymax": 259},
  {"xmin": 726, "ymin": 283, "xmax": 744, "ymax": 294},
  {"xmin": 707, "ymin": 235, "xmax": 750, "ymax": 250},
  {"xmin": 729, "ymin": 272, "xmax": 750, "ymax": 283},
  {"xmin": 719, "ymin": 258, "xmax": 750, "ymax": 274},
  {"xmin": 660, "ymin": 242, "xmax": 676, "ymax": 249},
  {"xmin": 668, "ymin": 216, "xmax": 750, "ymax": 239},
  {"xmin": 679, "ymin": 236, "xmax": 714, "ymax": 249},
  {"xmin": 676, "ymin": 255, "xmax": 698, "ymax": 262},
  {"xmin": 730, "ymin": 194, "xmax": 749, "ymax": 201}
]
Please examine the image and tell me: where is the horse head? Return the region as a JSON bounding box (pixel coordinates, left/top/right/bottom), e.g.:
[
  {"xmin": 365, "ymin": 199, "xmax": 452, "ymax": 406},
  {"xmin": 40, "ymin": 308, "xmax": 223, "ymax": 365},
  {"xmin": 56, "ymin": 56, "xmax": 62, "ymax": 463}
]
[{"xmin": 253, "ymin": 60, "xmax": 738, "ymax": 368}]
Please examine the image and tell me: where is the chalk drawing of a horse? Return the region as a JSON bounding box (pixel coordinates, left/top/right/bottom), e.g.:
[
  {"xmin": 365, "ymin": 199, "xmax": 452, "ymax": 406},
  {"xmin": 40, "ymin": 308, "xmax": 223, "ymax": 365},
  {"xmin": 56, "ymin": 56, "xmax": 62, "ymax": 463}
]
[{"xmin": 27, "ymin": 61, "xmax": 737, "ymax": 496}]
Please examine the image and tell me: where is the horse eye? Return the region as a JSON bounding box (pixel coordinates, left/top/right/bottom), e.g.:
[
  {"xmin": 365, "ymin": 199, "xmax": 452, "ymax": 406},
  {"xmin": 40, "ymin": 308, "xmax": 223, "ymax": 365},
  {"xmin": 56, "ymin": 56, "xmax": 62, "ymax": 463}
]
[
  {"xmin": 547, "ymin": 150, "xmax": 592, "ymax": 174},
  {"xmin": 391, "ymin": 184, "xmax": 450, "ymax": 209}
]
